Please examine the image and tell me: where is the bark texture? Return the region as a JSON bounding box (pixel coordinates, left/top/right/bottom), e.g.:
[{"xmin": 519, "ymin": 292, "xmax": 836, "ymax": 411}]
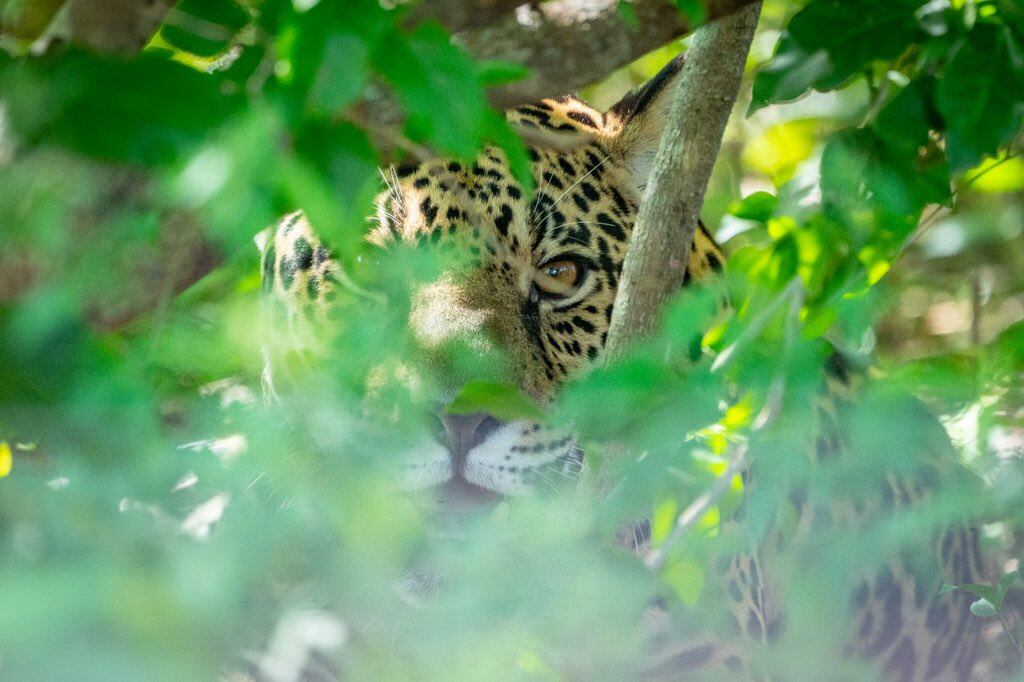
[
  {"xmin": 458, "ymin": 0, "xmax": 763, "ymax": 109},
  {"xmin": 365, "ymin": 0, "xmax": 762, "ymax": 138},
  {"xmin": 462, "ymin": 0, "xmax": 690, "ymax": 110},
  {"xmin": 67, "ymin": 0, "xmax": 174, "ymax": 53},
  {"xmin": 603, "ymin": 2, "xmax": 762, "ymax": 360},
  {"xmin": 404, "ymin": 0, "xmax": 527, "ymax": 33}
]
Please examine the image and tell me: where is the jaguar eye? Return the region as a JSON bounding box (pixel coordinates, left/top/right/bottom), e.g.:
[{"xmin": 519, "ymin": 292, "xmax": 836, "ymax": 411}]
[{"xmin": 535, "ymin": 259, "xmax": 582, "ymax": 297}]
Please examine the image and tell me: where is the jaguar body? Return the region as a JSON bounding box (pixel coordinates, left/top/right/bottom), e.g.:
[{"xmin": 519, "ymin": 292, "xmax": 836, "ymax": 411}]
[{"xmin": 258, "ymin": 55, "xmax": 984, "ymax": 680}]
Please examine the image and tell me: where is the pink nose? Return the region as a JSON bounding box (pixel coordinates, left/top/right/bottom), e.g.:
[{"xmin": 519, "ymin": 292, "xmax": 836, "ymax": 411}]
[{"xmin": 439, "ymin": 412, "xmax": 501, "ymax": 467}]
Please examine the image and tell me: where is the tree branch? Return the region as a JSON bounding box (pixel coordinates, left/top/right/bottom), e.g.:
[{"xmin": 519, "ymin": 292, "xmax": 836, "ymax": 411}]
[
  {"xmin": 604, "ymin": 2, "xmax": 761, "ymax": 360},
  {"xmin": 462, "ymin": 0, "xmax": 690, "ymax": 110},
  {"xmin": 67, "ymin": 0, "xmax": 174, "ymax": 54},
  {"xmin": 365, "ymin": 0, "xmax": 762, "ymax": 142},
  {"xmin": 404, "ymin": 0, "xmax": 526, "ymax": 34},
  {"xmin": 361, "ymin": 0, "xmax": 693, "ymax": 129}
]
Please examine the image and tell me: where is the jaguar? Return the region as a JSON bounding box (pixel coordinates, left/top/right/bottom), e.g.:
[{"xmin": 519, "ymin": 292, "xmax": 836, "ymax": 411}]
[{"xmin": 258, "ymin": 54, "xmax": 985, "ymax": 680}]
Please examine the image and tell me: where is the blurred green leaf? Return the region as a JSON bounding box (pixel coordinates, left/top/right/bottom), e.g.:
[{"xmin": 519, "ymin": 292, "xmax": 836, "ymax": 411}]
[
  {"xmin": 1, "ymin": 51, "xmax": 241, "ymax": 165},
  {"xmin": 374, "ymin": 24, "xmax": 493, "ymax": 158},
  {"xmin": 309, "ymin": 33, "xmax": 370, "ymax": 112},
  {"xmin": 822, "ymin": 120, "xmax": 950, "ymax": 219},
  {"xmin": 997, "ymin": 569, "xmax": 1019, "ymax": 606},
  {"xmin": 729, "ymin": 191, "xmax": 778, "ymax": 221},
  {"xmin": 447, "ymin": 380, "xmax": 545, "ymax": 423},
  {"xmin": 937, "ymin": 25, "xmax": 1024, "ymax": 171},
  {"xmin": 661, "ymin": 558, "xmax": 705, "ymax": 607},
  {"xmin": 970, "ymin": 597, "xmax": 999, "ymax": 617}
]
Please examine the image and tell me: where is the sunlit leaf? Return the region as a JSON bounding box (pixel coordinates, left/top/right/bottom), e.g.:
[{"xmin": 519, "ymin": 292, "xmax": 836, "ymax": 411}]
[
  {"xmin": 742, "ymin": 120, "xmax": 820, "ymax": 184},
  {"xmin": 0, "ymin": 441, "xmax": 11, "ymax": 477},
  {"xmin": 962, "ymin": 153, "xmax": 1024, "ymax": 193},
  {"xmin": 661, "ymin": 558, "xmax": 705, "ymax": 607},
  {"xmin": 447, "ymin": 380, "xmax": 545, "ymax": 423}
]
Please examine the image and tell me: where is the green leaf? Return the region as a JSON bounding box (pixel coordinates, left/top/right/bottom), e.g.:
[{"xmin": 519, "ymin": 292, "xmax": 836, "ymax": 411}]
[
  {"xmin": 752, "ymin": 0, "xmax": 922, "ymax": 111},
  {"xmin": 751, "ymin": 38, "xmax": 831, "ymax": 112},
  {"xmin": 729, "ymin": 191, "xmax": 778, "ymax": 222},
  {"xmin": 650, "ymin": 498, "xmax": 678, "ymax": 545},
  {"xmin": 937, "ymin": 25, "xmax": 1024, "ymax": 171},
  {"xmin": 889, "ymin": 353, "xmax": 979, "ymax": 412},
  {"xmin": 957, "ymin": 582, "xmax": 1000, "ymax": 605},
  {"xmin": 1, "ymin": 51, "xmax": 242, "ymax": 165},
  {"xmin": 822, "ymin": 105, "xmax": 950, "ymax": 220},
  {"xmin": 661, "ymin": 558, "xmax": 705, "ymax": 607},
  {"xmin": 447, "ymin": 381, "xmax": 545, "ymax": 423},
  {"xmin": 990, "ymin": 320, "xmax": 1024, "ymax": 377},
  {"xmin": 374, "ymin": 23, "xmax": 494, "ymax": 159},
  {"xmin": 970, "ymin": 597, "xmax": 999, "ymax": 618},
  {"xmin": 874, "ymin": 78, "xmax": 941, "ymax": 150},
  {"xmin": 309, "ymin": 33, "xmax": 370, "ymax": 112},
  {"xmin": 160, "ymin": 0, "xmax": 249, "ymax": 57},
  {"xmin": 996, "ymin": 569, "xmax": 1019, "ymax": 608},
  {"xmin": 283, "ymin": 0, "xmax": 384, "ymax": 116}
]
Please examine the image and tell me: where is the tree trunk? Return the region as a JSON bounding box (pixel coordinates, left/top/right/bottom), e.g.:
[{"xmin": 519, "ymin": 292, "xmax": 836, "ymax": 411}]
[{"xmin": 604, "ymin": 2, "xmax": 762, "ymax": 361}]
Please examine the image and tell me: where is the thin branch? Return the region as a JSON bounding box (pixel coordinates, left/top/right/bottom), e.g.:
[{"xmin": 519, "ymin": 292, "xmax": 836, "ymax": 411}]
[
  {"xmin": 899, "ymin": 143, "xmax": 1023, "ymax": 258},
  {"xmin": 604, "ymin": 2, "xmax": 763, "ymax": 361},
  {"xmin": 709, "ymin": 276, "xmax": 803, "ymax": 374},
  {"xmin": 970, "ymin": 270, "xmax": 982, "ymax": 347},
  {"xmin": 644, "ymin": 442, "xmax": 748, "ymax": 570}
]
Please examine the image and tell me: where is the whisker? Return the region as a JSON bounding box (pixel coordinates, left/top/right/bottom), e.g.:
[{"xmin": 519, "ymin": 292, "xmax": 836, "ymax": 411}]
[{"xmin": 535, "ymin": 154, "xmax": 610, "ymax": 228}]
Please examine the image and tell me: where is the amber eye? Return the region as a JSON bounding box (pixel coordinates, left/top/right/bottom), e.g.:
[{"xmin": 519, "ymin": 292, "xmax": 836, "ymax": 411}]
[{"xmin": 535, "ymin": 259, "xmax": 582, "ymax": 296}]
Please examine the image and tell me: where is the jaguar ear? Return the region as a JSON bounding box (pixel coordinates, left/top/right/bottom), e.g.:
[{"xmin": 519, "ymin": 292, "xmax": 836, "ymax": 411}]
[{"xmin": 605, "ymin": 54, "xmax": 686, "ymax": 194}]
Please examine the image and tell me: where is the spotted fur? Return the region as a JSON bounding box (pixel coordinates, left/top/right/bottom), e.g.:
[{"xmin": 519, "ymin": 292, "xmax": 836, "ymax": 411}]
[{"xmin": 257, "ymin": 55, "xmax": 983, "ymax": 680}]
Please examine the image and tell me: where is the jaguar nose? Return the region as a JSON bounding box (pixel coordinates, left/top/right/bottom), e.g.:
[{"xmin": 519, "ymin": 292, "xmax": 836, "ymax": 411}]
[{"xmin": 439, "ymin": 412, "xmax": 502, "ymax": 465}]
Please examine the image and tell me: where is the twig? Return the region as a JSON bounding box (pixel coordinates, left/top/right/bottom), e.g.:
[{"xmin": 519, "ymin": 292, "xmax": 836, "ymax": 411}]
[
  {"xmin": 710, "ymin": 276, "xmax": 803, "ymax": 374},
  {"xmin": 644, "ymin": 442, "xmax": 748, "ymax": 570},
  {"xmin": 970, "ymin": 270, "xmax": 982, "ymax": 346},
  {"xmin": 998, "ymin": 609, "xmax": 1024, "ymax": 663},
  {"xmin": 900, "ymin": 145, "xmax": 1023, "ymax": 257},
  {"xmin": 645, "ymin": 279, "xmax": 800, "ymax": 571}
]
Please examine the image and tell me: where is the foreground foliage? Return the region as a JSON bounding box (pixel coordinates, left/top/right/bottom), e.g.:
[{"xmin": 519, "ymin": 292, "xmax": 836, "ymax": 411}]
[{"xmin": 1, "ymin": 0, "xmax": 1023, "ymax": 678}]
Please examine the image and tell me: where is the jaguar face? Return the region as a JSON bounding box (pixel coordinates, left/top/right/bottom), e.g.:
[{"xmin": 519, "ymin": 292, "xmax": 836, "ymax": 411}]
[{"xmin": 260, "ymin": 55, "xmax": 724, "ymax": 503}]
